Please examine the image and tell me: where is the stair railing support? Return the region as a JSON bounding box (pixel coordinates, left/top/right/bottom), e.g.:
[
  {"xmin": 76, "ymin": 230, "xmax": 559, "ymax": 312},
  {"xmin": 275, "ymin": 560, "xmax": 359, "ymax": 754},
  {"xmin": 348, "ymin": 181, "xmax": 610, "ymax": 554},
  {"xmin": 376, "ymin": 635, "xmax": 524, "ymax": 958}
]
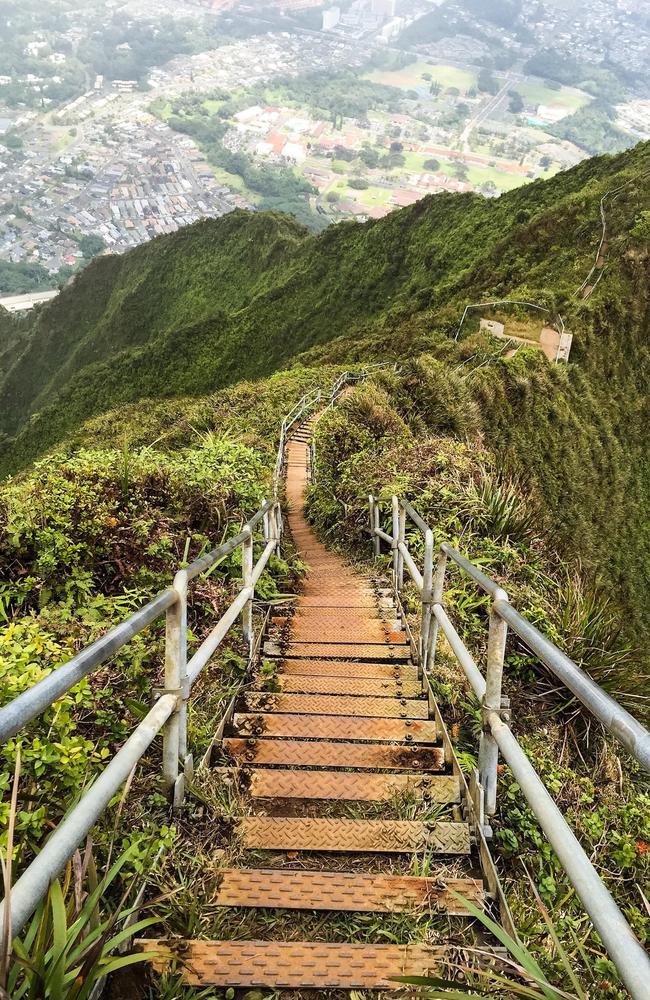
[
  {"xmin": 241, "ymin": 526, "xmax": 254, "ymax": 652},
  {"xmin": 162, "ymin": 568, "xmax": 188, "ymax": 808},
  {"xmin": 479, "ymin": 594, "xmax": 509, "ymax": 816},
  {"xmin": 391, "ymin": 495, "xmax": 400, "ymax": 588},
  {"xmin": 420, "ymin": 530, "xmax": 434, "ymax": 672},
  {"xmin": 369, "ymin": 495, "xmax": 380, "ymax": 558},
  {"xmin": 397, "ymin": 503, "xmax": 406, "ymax": 593},
  {"xmin": 427, "ymin": 549, "xmax": 448, "ymax": 674}
]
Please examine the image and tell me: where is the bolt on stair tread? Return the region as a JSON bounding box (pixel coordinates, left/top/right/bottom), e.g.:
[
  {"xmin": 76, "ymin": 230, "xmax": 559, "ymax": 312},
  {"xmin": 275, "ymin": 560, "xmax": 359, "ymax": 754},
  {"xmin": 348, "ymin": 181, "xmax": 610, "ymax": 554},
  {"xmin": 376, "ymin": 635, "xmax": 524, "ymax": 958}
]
[
  {"xmin": 276, "ymin": 659, "xmax": 417, "ymax": 680},
  {"xmin": 238, "ymin": 817, "xmax": 471, "ymax": 854},
  {"xmin": 243, "ymin": 692, "xmax": 429, "ymax": 719},
  {"xmin": 224, "ymin": 737, "xmax": 444, "ymax": 771},
  {"xmin": 214, "ymin": 869, "xmax": 483, "ymax": 914},
  {"xmin": 275, "ymin": 674, "xmax": 422, "ymax": 697},
  {"xmin": 248, "ymin": 768, "xmax": 459, "ymax": 802},
  {"xmin": 232, "ymin": 712, "xmax": 437, "ymax": 743},
  {"xmin": 137, "ymin": 940, "xmax": 446, "ymax": 988}
]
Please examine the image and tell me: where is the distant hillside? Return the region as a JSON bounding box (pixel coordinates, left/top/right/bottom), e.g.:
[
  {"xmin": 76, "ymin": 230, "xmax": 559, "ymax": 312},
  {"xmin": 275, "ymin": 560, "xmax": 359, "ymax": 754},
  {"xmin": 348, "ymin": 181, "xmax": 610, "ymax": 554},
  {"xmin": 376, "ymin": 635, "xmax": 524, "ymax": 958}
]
[
  {"xmin": 1, "ymin": 142, "xmax": 650, "ymax": 635},
  {"xmin": 1, "ymin": 141, "xmax": 648, "ymax": 467}
]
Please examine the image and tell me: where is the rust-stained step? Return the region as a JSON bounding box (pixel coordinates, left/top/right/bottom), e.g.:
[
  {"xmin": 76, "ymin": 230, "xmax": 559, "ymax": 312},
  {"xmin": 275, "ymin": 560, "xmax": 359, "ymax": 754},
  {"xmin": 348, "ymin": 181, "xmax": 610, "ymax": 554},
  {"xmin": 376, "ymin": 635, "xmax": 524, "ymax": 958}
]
[
  {"xmin": 277, "ymin": 659, "xmax": 417, "ymax": 680},
  {"xmin": 215, "ymin": 869, "xmax": 483, "ymax": 914},
  {"xmin": 238, "ymin": 817, "xmax": 471, "ymax": 854},
  {"xmin": 296, "ymin": 596, "xmax": 378, "ymax": 608},
  {"xmin": 284, "ymin": 642, "xmax": 410, "ymax": 662},
  {"xmin": 249, "ymin": 768, "xmax": 459, "ymax": 802},
  {"xmin": 137, "ymin": 939, "xmax": 445, "ymax": 988},
  {"xmin": 224, "ymin": 737, "xmax": 444, "ymax": 771},
  {"xmin": 243, "ymin": 692, "xmax": 429, "ymax": 719},
  {"xmin": 275, "ymin": 674, "xmax": 422, "ymax": 698},
  {"xmin": 232, "ymin": 712, "xmax": 437, "ymax": 743}
]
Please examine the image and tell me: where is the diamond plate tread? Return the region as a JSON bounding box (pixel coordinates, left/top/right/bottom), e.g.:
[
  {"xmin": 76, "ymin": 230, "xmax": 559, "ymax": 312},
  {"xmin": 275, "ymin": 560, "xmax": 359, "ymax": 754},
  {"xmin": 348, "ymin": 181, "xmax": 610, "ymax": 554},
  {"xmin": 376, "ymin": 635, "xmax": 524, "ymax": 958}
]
[
  {"xmin": 249, "ymin": 769, "xmax": 459, "ymax": 802},
  {"xmin": 137, "ymin": 939, "xmax": 445, "ymax": 988},
  {"xmin": 296, "ymin": 596, "xmax": 377, "ymax": 607},
  {"xmin": 232, "ymin": 712, "xmax": 437, "ymax": 743},
  {"xmin": 239, "ymin": 818, "xmax": 471, "ymax": 854},
  {"xmin": 243, "ymin": 692, "xmax": 429, "ymax": 719},
  {"xmin": 284, "ymin": 642, "xmax": 410, "ymax": 661},
  {"xmin": 224, "ymin": 737, "xmax": 444, "ymax": 771},
  {"xmin": 214, "ymin": 869, "xmax": 482, "ymax": 914},
  {"xmin": 290, "ymin": 623, "xmax": 401, "ymax": 643},
  {"xmin": 277, "ymin": 659, "xmax": 417, "ymax": 680},
  {"xmin": 276, "ymin": 674, "xmax": 422, "ymax": 697}
]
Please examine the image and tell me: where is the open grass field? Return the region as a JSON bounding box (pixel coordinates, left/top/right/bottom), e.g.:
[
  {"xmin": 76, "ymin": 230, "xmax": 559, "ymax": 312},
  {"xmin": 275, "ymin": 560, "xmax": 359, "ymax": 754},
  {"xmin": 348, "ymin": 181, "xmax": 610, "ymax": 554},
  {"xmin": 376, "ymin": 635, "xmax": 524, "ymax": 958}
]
[
  {"xmin": 515, "ymin": 80, "xmax": 591, "ymax": 114},
  {"xmin": 366, "ymin": 61, "xmax": 477, "ymax": 95}
]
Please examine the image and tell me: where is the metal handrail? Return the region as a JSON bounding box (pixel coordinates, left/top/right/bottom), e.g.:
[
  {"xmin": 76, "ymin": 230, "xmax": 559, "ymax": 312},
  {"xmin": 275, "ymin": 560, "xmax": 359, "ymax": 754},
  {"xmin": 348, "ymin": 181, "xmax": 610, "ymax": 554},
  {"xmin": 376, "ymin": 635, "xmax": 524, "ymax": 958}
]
[
  {"xmin": 1, "ymin": 370, "xmax": 391, "ymax": 943},
  {"xmin": 369, "ymin": 494, "xmax": 650, "ymax": 998}
]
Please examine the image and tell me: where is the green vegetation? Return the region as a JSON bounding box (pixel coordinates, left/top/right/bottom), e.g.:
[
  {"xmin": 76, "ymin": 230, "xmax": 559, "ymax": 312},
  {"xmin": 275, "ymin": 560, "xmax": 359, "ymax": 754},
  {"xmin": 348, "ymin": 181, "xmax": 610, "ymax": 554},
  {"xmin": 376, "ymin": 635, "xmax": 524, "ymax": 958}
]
[
  {"xmin": 0, "ymin": 260, "xmax": 54, "ymax": 295},
  {"xmin": 548, "ymin": 101, "xmax": 636, "ymax": 155},
  {"xmin": 305, "ymin": 370, "xmax": 649, "ymax": 990}
]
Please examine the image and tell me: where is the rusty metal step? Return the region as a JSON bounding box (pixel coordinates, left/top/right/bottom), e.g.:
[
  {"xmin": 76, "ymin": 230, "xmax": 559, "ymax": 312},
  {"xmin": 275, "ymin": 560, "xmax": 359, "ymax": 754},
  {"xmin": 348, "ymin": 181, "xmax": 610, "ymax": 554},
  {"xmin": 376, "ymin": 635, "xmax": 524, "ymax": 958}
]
[
  {"xmin": 232, "ymin": 712, "xmax": 437, "ymax": 743},
  {"xmin": 277, "ymin": 659, "xmax": 416, "ymax": 679},
  {"xmin": 215, "ymin": 868, "xmax": 482, "ymax": 914},
  {"xmin": 137, "ymin": 939, "xmax": 445, "ymax": 988},
  {"xmin": 239, "ymin": 817, "xmax": 471, "ymax": 854},
  {"xmin": 276, "ymin": 674, "xmax": 422, "ymax": 697},
  {"xmin": 284, "ymin": 642, "xmax": 410, "ymax": 662},
  {"xmin": 224, "ymin": 737, "xmax": 443, "ymax": 771},
  {"xmin": 296, "ymin": 596, "xmax": 377, "ymax": 607},
  {"xmin": 249, "ymin": 768, "xmax": 459, "ymax": 802},
  {"xmin": 243, "ymin": 692, "xmax": 429, "ymax": 719},
  {"xmin": 290, "ymin": 624, "xmax": 402, "ymax": 644}
]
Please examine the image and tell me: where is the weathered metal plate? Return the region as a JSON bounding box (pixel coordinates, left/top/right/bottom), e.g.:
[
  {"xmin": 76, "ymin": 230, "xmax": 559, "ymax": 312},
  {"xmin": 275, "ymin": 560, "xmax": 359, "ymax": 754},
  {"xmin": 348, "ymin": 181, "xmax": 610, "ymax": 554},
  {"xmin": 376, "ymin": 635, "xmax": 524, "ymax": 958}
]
[
  {"xmin": 224, "ymin": 737, "xmax": 444, "ymax": 771},
  {"xmin": 276, "ymin": 674, "xmax": 422, "ymax": 698},
  {"xmin": 243, "ymin": 692, "xmax": 429, "ymax": 719},
  {"xmin": 277, "ymin": 659, "xmax": 417, "ymax": 680},
  {"xmin": 293, "ymin": 607, "xmax": 382, "ymax": 620},
  {"xmin": 249, "ymin": 769, "xmax": 459, "ymax": 803},
  {"xmin": 296, "ymin": 596, "xmax": 377, "ymax": 607},
  {"xmin": 214, "ymin": 869, "xmax": 482, "ymax": 914},
  {"xmin": 232, "ymin": 712, "xmax": 437, "ymax": 743},
  {"xmin": 290, "ymin": 624, "xmax": 398, "ymax": 644},
  {"xmin": 137, "ymin": 940, "xmax": 445, "ymax": 988},
  {"xmin": 238, "ymin": 818, "xmax": 471, "ymax": 854},
  {"xmin": 284, "ymin": 642, "xmax": 411, "ymax": 662}
]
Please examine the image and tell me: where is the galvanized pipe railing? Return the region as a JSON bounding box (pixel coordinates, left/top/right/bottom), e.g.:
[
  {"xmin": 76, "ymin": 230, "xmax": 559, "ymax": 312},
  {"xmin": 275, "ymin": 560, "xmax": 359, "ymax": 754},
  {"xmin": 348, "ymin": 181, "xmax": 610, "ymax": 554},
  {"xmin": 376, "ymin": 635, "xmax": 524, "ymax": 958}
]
[
  {"xmin": 0, "ymin": 370, "xmax": 388, "ymax": 943},
  {"xmin": 369, "ymin": 493, "xmax": 650, "ymax": 998}
]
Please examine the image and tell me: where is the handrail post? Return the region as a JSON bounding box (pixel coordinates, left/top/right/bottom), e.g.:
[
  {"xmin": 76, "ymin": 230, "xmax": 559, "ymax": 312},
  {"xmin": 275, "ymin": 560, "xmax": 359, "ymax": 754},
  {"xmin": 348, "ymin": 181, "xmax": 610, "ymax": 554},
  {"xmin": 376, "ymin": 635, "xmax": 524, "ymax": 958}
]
[
  {"xmin": 369, "ymin": 495, "xmax": 380, "ymax": 558},
  {"xmin": 241, "ymin": 526, "xmax": 254, "ymax": 652},
  {"xmin": 262, "ymin": 499, "xmax": 270, "ymax": 545},
  {"xmin": 397, "ymin": 503, "xmax": 406, "ymax": 593},
  {"xmin": 391, "ymin": 496, "xmax": 399, "ymax": 588},
  {"xmin": 163, "ymin": 569, "xmax": 188, "ymax": 807},
  {"xmin": 479, "ymin": 593, "xmax": 509, "ymax": 816},
  {"xmin": 427, "ymin": 549, "xmax": 448, "ymax": 673},
  {"xmin": 420, "ymin": 530, "xmax": 434, "ymax": 672}
]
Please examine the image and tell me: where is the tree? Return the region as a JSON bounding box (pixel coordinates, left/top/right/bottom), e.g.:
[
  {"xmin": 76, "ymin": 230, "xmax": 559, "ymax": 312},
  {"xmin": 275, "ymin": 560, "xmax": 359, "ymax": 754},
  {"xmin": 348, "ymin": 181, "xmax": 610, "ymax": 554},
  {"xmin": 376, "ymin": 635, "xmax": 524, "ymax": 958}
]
[
  {"xmin": 348, "ymin": 178, "xmax": 369, "ymax": 189},
  {"xmin": 540, "ymin": 155, "xmax": 552, "ymax": 170},
  {"xmin": 452, "ymin": 160, "xmax": 469, "ymax": 181},
  {"xmin": 429, "ymin": 80, "xmax": 442, "ymax": 96},
  {"xmin": 78, "ymin": 234, "xmax": 107, "ymax": 259},
  {"xmin": 508, "ymin": 90, "xmax": 524, "ymax": 114},
  {"xmin": 478, "ymin": 69, "xmax": 499, "ymax": 95},
  {"xmin": 423, "ymin": 158, "xmax": 440, "ymax": 172},
  {"xmin": 326, "ymin": 191, "xmax": 339, "ymax": 203},
  {"xmin": 389, "ymin": 141, "xmax": 403, "ymax": 153}
]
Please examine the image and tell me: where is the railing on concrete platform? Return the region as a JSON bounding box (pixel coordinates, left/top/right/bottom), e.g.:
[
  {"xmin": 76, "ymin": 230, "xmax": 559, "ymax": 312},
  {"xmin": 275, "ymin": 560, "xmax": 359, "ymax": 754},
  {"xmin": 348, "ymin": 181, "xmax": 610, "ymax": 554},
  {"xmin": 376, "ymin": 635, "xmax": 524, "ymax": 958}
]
[
  {"xmin": 0, "ymin": 366, "xmax": 388, "ymax": 943},
  {"xmin": 368, "ymin": 493, "xmax": 650, "ymax": 1000}
]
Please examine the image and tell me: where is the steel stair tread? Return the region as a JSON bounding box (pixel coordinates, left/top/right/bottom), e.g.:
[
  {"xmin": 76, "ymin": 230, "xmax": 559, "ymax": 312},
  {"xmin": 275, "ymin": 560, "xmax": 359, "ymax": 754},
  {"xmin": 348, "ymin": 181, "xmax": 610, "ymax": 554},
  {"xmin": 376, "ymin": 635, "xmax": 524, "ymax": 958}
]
[
  {"xmin": 275, "ymin": 658, "xmax": 417, "ymax": 680},
  {"xmin": 275, "ymin": 674, "xmax": 422, "ymax": 697},
  {"xmin": 223, "ymin": 737, "xmax": 444, "ymax": 771},
  {"xmin": 248, "ymin": 768, "xmax": 459, "ymax": 802},
  {"xmin": 232, "ymin": 712, "xmax": 437, "ymax": 742},
  {"xmin": 238, "ymin": 817, "xmax": 471, "ymax": 854},
  {"xmin": 243, "ymin": 692, "xmax": 429, "ymax": 718},
  {"xmin": 214, "ymin": 868, "xmax": 483, "ymax": 913},
  {"xmin": 136, "ymin": 939, "xmax": 447, "ymax": 988}
]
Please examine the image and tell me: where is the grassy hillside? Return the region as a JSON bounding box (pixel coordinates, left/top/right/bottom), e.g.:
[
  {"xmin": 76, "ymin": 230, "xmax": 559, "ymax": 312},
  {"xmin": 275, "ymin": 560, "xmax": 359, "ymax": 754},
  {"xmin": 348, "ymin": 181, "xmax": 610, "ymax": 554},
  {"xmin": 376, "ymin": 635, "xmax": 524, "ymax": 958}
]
[{"xmin": 1, "ymin": 142, "xmax": 648, "ymax": 473}]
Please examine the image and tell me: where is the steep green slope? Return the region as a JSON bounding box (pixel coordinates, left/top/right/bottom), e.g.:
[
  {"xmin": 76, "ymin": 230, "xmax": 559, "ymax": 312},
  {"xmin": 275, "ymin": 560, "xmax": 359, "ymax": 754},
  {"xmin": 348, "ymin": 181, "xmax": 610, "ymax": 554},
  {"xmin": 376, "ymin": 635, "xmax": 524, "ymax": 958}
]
[{"xmin": 2, "ymin": 141, "xmax": 648, "ymax": 471}]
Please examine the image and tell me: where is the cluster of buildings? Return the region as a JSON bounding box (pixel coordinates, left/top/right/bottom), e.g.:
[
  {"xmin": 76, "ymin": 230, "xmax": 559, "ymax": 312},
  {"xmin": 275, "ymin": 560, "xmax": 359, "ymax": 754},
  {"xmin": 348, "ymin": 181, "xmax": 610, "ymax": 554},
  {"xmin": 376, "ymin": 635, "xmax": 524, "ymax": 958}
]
[{"xmin": 0, "ymin": 29, "xmax": 363, "ymax": 276}]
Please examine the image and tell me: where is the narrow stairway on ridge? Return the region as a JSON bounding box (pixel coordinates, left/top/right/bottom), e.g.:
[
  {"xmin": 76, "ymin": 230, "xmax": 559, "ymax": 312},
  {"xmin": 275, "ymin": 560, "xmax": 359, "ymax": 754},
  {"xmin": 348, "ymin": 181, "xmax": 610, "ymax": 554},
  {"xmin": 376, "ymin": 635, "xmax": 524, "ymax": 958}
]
[{"xmin": 141, "ymin": 409, "xmax": 489, "ymax": 990}]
